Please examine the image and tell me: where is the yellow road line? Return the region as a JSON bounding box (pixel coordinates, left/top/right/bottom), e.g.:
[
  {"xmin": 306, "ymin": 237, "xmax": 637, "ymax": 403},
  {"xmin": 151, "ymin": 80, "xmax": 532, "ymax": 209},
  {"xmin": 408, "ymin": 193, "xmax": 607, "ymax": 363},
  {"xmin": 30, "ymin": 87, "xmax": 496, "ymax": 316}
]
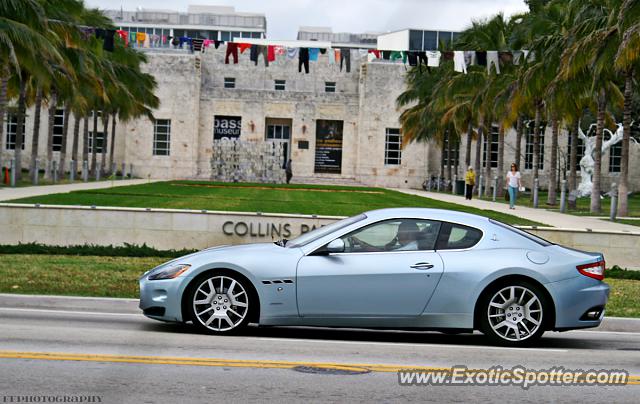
[{"xmin": 0, "ymin": 350, "xmax": 638, "ymax": 385}]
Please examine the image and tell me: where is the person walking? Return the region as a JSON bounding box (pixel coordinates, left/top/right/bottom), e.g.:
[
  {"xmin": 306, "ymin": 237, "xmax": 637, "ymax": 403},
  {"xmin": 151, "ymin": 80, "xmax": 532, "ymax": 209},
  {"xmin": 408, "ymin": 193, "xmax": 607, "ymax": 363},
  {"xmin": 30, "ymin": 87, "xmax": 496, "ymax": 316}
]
[
  {"xmin": 506, "ymin": 163, "xmax": 522, "ymax": 209},
  {"xmin": 464, "ymin": 166, "xmax": 475, "ymax": 200},
  {"xmin": 285, "ymin": 159, "xmax": 293, "ymax": 184}
]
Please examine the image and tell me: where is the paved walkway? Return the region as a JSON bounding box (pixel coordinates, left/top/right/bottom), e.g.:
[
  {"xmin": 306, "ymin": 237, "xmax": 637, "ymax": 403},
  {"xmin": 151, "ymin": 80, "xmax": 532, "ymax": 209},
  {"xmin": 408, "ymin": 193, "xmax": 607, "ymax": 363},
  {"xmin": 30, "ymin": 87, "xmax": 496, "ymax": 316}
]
[
  {"xmin": 393, "ymin": 188, "xmax": 640, "ymax": 233},
  {"xmin": 0, "ymin": 179, "xmax": 158, "ymax": 202}
]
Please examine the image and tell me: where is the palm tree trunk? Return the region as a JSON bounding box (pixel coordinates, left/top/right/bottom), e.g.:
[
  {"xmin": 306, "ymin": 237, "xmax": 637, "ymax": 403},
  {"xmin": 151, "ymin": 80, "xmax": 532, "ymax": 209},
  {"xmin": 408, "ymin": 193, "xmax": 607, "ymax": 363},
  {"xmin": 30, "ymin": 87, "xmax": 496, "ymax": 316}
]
[
  {"xmin": 14, "ymin": 75, "xmax": 28, "ymax": 182},
  {"xmin": 497, "ymin": 124, "xmax": 505, "ymax": 197},
  {"xmin": 547, "ymin": 116, "xmax": 559, "ymax": 205},
  {"xmin": 71, "ymin": 112, "xmax": 81, "ymax": 175},
  {"xmin": 532, "ymin": 102, "xmax": 542, "ymax": 182},
  {"xmin": 474, "ymin": 121, "xmax": 483, "ymax": 183},
  {"xmin": 484, "ymin": 119, "xmax": 492, "ymax": 197},
  {"xmin": 0, "ymin": 65, "xmax": 9, "ymax": 171},
  {"xmin": 465, "ymin": 122, "xmax": 472, "ymax": 167},
  {"xmin": 100, "ymin": 113, "xmax": 109, "ymax": 175},
  {"xmin": 109, "ymin": 112, "xmax": 117, "ymax": 171},
  {"xmin": 590, "ymin": 89, "xmax": 606, "ymax": 214},
  {"xmin": 59, "ymin": 104, "xmax": 71, "ymax": 175},
  {"xmin": 44, "ymin": 88, "xmax": 57, "ymax": 180},
  {"xmin": 29, "ymin": 88, "xmax": 44, "ymax": 183},
  {"xmin": 446, "ymin": 129, "xmax": 452, "ymax": 185},
  {"xmin": 568, "ymin": 120, "xmax": 579, "ymax": 192},
  {"xmin": 91, "ymin": 110, "xmax": 98, "ymax": 176},
  {"xmin": 515, "ymin": 116, "xmax": 523, "ymax": 170},
  {"xmin": 440, "ymin": 136, "xmax": 445, "ymax": 183},
  {"xmin": 82, "ymin": 116, "xmax": 89, "ymax": 164},
  {"xmin": 618, "ymin": 69, "xmax": 633, "ymax": 217}
]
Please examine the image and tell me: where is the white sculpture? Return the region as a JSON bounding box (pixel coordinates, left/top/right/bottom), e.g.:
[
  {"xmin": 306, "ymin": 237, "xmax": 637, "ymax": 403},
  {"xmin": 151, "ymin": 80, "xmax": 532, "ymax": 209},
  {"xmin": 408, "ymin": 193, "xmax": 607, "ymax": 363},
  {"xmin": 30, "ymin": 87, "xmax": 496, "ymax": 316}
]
[{"xmin": 577, "ymin": 122, "xmax": 632, "ymax": 197}]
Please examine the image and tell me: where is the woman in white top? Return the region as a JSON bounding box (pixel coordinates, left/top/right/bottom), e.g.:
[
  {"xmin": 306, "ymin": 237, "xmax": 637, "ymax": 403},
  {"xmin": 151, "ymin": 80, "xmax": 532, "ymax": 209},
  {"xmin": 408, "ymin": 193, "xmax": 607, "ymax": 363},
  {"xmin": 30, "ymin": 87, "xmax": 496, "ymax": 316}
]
[{"xmin": 506, "ymin": 163, "xmax": 522, "ymax": 209}]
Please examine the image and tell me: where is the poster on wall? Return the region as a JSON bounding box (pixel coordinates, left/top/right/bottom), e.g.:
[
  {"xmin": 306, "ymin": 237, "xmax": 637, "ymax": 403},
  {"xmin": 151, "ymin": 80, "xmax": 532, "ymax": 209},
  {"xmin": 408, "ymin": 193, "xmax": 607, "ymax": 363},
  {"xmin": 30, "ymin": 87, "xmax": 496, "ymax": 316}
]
[
  {"xmin": 314, "ymin": 120, "xmax": 343, "ymax": 174},
  {"xmin": 214, "ymin": 115, "xmax": 242, "ymax": 139}
]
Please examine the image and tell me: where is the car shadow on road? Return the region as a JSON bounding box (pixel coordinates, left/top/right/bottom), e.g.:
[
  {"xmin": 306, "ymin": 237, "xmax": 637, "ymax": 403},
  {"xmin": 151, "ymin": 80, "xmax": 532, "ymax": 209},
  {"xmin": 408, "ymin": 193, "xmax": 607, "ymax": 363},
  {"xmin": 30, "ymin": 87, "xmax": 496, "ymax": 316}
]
[{"xmin": 141, "ymin": 321, "xmax": 608, "ymax": 350}]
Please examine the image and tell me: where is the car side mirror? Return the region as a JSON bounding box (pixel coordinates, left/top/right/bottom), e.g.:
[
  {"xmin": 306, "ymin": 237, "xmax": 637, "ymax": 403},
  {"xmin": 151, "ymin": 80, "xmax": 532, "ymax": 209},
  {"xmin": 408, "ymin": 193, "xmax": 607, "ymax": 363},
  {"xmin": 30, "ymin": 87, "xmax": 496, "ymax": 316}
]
[{"xmin": 325, "ymin": 238, "xmax": 345, "ymax": 254}]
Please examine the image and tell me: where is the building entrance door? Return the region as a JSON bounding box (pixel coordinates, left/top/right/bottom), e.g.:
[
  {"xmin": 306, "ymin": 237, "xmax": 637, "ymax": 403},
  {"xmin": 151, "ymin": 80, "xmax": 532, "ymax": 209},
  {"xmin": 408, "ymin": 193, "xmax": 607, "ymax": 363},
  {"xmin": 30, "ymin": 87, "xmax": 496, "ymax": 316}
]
[{"xmin": 265, "ymin": 118, "xmax": 292, "ymax": 168}]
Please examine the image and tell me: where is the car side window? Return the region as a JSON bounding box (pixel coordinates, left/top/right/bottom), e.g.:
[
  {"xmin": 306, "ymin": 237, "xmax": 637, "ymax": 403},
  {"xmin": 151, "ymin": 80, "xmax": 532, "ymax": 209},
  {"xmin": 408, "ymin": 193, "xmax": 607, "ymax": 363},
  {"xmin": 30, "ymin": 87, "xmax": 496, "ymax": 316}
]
[
  {"xmin": 436, "ymin": 222, "xmax": 483, "ymax": 250},
  {"xmin": 339, "ymin": 219, "xmax": 441, "ymax": 253}
]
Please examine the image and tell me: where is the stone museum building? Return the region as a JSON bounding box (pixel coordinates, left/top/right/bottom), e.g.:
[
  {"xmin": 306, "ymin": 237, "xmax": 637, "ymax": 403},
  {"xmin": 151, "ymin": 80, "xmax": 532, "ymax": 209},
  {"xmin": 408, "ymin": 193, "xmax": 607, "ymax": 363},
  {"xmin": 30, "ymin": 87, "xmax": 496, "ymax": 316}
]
[{"xmin": 2, "ymin": 4, "xmax": 639, "ymax": 191}]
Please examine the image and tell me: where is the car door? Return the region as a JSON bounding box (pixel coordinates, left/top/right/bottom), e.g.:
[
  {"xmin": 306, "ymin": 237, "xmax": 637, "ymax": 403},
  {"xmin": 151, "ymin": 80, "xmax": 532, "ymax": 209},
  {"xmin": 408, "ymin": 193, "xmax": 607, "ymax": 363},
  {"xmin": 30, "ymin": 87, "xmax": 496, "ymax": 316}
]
[{"xmin": 296, "ymin": 218, "xmax": 444, "ymax": 317}]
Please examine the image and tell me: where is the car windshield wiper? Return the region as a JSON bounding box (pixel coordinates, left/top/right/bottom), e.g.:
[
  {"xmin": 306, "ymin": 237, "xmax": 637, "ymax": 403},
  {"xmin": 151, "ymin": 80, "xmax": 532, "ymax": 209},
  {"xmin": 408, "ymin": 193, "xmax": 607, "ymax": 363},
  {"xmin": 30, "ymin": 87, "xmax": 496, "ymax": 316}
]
[{"xmin": 274, "ymin": 239, "xmax": 288, "ymax": 247}]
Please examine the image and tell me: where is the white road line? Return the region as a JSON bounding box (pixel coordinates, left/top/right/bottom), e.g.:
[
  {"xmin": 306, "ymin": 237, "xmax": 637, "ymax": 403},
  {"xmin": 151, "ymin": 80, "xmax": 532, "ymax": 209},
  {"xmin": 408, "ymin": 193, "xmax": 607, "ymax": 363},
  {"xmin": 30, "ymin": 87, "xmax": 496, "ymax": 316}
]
[
  {"xmin": 254, "ymin": 337, "xmax": 569, "ymax": 352},
  {"xmin": 573, "ymin": 329, "xmax": 640, "ymax": 336},
  {"xmin": 0, "ymin": 307, "xmax": 141, "ymax": 317}
]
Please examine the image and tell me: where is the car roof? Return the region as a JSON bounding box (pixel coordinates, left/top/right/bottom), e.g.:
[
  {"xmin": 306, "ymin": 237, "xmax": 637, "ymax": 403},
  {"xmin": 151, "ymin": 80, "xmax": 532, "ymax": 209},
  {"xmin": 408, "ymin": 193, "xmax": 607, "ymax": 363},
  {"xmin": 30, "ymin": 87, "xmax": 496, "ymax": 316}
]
[{"xmin": 363, "ymin": 207, "xmax": 491, "ymax": 228}]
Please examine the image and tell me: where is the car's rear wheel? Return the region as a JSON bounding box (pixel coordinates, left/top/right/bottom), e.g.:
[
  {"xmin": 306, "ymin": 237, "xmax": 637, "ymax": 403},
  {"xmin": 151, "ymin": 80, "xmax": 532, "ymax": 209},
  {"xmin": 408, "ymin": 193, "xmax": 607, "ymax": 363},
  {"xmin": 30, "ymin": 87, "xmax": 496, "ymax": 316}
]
[
  {"xmin": 187, "ymin": 273, "xmax": 251, "ymax": 334},
  {"xmin": 479, "ymin": 280, "xmax": 548, "ymax": 346}
]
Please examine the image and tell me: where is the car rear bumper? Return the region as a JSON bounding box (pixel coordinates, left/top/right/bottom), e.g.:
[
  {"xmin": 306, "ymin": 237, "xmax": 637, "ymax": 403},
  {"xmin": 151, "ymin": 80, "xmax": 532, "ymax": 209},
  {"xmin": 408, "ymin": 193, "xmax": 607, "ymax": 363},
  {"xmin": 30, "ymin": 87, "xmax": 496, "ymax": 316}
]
[{"xmin": 546, "ymin": 275, "xmax": 609, "ymax": 330}]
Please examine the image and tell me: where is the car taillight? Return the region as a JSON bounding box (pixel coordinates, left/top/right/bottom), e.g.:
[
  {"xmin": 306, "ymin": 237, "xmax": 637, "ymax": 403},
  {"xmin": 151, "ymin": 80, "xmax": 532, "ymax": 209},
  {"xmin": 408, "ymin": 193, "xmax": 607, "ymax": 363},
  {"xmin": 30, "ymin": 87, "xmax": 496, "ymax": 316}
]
[{"xmin": 577, "ymin": 260, "xmax": 606, "ymax": 280}]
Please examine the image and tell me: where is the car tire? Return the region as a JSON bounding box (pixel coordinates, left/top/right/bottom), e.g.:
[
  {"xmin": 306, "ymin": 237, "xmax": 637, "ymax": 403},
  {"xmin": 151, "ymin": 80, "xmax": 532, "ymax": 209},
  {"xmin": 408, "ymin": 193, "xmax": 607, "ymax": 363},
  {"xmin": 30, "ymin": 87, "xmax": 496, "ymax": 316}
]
[
  {"xmin": 186, "ymin": 271, "xmax": 253, "ymax": 334},
  {"xmin": 479, "ymin": 280, "xmax": 549, "ymax": 346}
]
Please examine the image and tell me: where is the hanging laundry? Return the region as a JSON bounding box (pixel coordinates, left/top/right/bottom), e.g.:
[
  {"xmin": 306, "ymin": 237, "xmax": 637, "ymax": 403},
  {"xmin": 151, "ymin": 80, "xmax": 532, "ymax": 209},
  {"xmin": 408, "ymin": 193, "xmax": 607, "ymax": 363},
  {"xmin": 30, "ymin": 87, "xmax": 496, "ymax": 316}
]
[
  {"xmin": 487, "ymin": 51, "xmax": 500, "ymax": 74},
  {"xmin": 525, "ymin": 50, "xmax": 535, "ymax": 62},
  {"xmin": 129, "ymin": 31, "xmax": 136, "ymax": 45},
  {"xmin": 214, "ymin": 40, "xmax": 222, "ymax": 49},
  {"xmin": 407, "ymin": 52, "xmax": 418, "ymax": 67},
  {"xmin": 274, "ymin": 46, "xmax": 286, "ymax": 56},
  {"xmin": 203, "ymin": 39, "xmax": 215, "ymax": 50},
  {"xmin": 238, "ymin": 43, "xmax": 252, "ymax": 54},
  {"xmin": 299, "ymin": 48, "xmax": 310, "ymax": 74},
  {"xmin": 357, "ymin": 49, "xmax": 369, "ymax": 60},
  {"xmin": 319, "ymin": 48, "xmax": 327, "ymax": 55},
  {"xmin": 476, "ymin": 51, "xmax": 487, "ymax": 66},
  {"xmin": 171, "ymin": 36, "xmax": 180, "ymax": 47},
  {"xmin": 267, "ymin": 45, "xmax": 276, "ymax": 62},
  {"xmin": 442, "ymin": 51, "xmax": 454, "ymax": 61},
  {"xmin": 309, "ymin": 48, "xmax": 320, "ymax": 61},
  {"xmin": 192, "ymin": 38, "xmax": 204, "ymax": 52},
  {"xmin": 464, "ymin": 51, "xmax": 476, "ymax": 66},
  {"xmin": 335, "ymin": 49, "xmax": 341, "ymax": 64},
  {"xmin": 250, "ymin": 45, "xmax": 269, "ymax": 66},
  {"xmin": 104, "ymin": 29, "xmax": 115, "ymax": 51},
  {"xmin": 453, "ymin": 51, "xmax": 467, "ymax": 73},
  {"xmin": 225, "ymin": 42, "xmax": 239, "ymax": 64},
  {"xmin": 286, "ymin": 47, "xmax": 299, "ymax": 60},
  {"xmin": 368, "ymin": 49, "xmax": 381, "ymax": 59},
  {"xmin": 328, "ymin": 49, "xmax": 335, "ymax": 65},
  {"xmin": 143, "ymin": 34, "xmax": 150, "ymax": 48},
  {"xmin": 426, "ymin": 51, "xmax": 441, "ymax": 67},
  {"xmin": 340, "ymin": 48, "xmax": 351, "ymax": 72},
  {"xmin": 136, "ymin": 32, "xmax": 145, "ymax": 46},
  {"xmin": 512, "ymin": 50, "xmax": 523, "ymax": 65},
  {"xmin": 390, "ymin": 51, "xmax": 403, "ymax": 61},
  {"xmin": 382, "ymin": 51, "xmax": 391, "ymax": 60},
  {"xmin": 162, "ymin": 35, "xmax": 167, "ymax": 45},
  {"xmin": 417, "ymin": 52, "xmax": 429, "ymax": 71}
]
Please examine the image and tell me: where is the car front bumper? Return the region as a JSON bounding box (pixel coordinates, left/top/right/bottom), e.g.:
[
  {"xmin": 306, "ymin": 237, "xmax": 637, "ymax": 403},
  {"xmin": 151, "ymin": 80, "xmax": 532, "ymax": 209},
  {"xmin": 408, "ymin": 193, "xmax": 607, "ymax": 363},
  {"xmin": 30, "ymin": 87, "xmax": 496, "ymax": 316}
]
[
  {"xmin": 547, "ymin": 275, "xmax": 610, "ymax": 330},
  {"xmin": 139, "ymin": 276, "xmax": 185, "ymax": 322}
]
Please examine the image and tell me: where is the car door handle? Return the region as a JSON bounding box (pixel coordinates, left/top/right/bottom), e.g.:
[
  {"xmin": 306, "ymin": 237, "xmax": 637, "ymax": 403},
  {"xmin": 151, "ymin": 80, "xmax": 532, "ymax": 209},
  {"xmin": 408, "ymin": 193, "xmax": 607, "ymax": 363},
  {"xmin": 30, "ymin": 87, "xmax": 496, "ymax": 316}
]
[{"xmin": 410, "ymin": 262, "xmax": 434, "ymax": 270}]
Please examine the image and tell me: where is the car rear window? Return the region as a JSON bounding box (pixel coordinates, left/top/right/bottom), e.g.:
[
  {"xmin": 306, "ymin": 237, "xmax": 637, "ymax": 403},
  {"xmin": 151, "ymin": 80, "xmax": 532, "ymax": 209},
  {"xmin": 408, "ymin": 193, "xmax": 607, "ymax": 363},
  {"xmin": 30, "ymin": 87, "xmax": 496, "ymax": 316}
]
[
  {"xmin": 435, "ymin": 222, "xmax": 483, "ymax": 250},
  {"xmin": 489, "ymin": 219, "xmax": 554, "ymax": 247}
]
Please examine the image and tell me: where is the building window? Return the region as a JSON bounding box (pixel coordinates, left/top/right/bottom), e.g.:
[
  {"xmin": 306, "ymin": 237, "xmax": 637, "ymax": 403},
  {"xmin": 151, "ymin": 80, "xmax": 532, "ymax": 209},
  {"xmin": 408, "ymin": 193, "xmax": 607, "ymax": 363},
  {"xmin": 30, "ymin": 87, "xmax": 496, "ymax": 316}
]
[
  {"xmin": 53, "ymin": 109, "xmax": 65, "ymax": 152},
  {"xmin": 384, "ymin": 128, "xmax": 402, "ymax": 165},
  {"xmin": 88, "ymin": 132, "xmax": 104, "ymax": 153},
  {"xmin": 266, "ymin": 124, "xmax": 290, "ymax": 140},
  {"xmin": 274, "ymin": 80, "xmax": 286, "ymax": 91},
  {"xmin": 224, "ymin": 77, "xmax": 235, "ymax": 89},
  {"xmin": 482, "ymin": 126, "xmax": 499, "ymax": 168},
  {"xmin": 524, "ymin": 123, "xmax": 545, "ymax": 170},
  {"xmin": 325, "ymin": 82, "xmax": 336, "ymax": 93},
  {"xmin": 566, "ymin": 132, "xmax": 585, "ymax": 171},
  {"xmin": 153, "ymin": 119, "xmax": 171, "ymax": 156},
  {"xmin": 609, "ymin": 143, "xmax": 621, "ymax": 173},
  {"xmin": 5, "ymin": 113, "xmax": 25, "ymax": 150}
]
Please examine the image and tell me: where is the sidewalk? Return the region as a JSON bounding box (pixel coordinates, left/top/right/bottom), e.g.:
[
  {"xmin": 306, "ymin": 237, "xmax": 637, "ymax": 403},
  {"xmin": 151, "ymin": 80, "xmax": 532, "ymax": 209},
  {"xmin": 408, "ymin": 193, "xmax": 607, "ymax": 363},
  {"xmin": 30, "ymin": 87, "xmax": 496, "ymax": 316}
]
[
  {"xmin": 0, "ymin": 179, "xmax": 159, "ymax": 202},
  {"xmin": 393, "ymin": 188, "xmax": 640, "ymax": 233}
]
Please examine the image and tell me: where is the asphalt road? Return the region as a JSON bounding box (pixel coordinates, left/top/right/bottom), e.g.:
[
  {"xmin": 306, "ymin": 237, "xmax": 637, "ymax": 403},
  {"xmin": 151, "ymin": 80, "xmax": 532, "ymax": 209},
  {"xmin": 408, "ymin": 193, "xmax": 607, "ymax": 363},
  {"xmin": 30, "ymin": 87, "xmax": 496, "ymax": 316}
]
[{"xmin": 0, "ymin": 295, "xmax": 639, "ymax": 403}]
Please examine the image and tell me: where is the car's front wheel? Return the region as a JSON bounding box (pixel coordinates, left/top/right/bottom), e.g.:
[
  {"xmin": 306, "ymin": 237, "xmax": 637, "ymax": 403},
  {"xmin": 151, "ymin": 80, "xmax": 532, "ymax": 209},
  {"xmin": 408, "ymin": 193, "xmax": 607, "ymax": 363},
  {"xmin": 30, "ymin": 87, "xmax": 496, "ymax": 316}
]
[
  {"xmin": 479, "ymin": 280, "xmax": 548, "ymax": 346},
  {"xmin": 187, "ymin": 273, "xmax": 251, "ymax": 334}
]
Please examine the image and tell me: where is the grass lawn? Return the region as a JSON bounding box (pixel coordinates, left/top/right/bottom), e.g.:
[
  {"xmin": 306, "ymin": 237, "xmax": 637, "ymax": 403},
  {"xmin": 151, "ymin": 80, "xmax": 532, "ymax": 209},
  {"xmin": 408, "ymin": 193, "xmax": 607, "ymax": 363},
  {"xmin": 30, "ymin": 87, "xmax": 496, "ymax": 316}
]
[
  {"xmin": 613, "ymin": 219, "xmax": 640, "ymax": 227},
  {"xmin": 6, "ymin": 180, "xmax": 544, "ymax": 226},
  {"xmin": 0, "ymin": 254, "xmax": 637, "ymax": 317},
  {"xmin": 471, "ymin": 189, "xmax": 640, "ymax": 217}
]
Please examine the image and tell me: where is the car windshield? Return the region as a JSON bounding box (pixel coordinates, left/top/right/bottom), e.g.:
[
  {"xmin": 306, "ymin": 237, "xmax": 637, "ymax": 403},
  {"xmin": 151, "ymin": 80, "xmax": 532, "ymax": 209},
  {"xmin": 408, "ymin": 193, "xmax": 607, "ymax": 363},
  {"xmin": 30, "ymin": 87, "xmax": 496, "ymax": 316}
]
[
  {"xmin": 489, "ymin": 219, "xmax": 554, "ymax": 247},
  {"xmin": 287, "ymin": 214, "xmax": 367, "ymax": 248}
]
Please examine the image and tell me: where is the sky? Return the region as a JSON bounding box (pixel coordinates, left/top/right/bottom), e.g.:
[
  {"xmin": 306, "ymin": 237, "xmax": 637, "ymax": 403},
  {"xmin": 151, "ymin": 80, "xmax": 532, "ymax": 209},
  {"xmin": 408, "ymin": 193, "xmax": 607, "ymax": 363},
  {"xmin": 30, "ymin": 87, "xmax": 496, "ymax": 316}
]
[{"xmin": 84, "ymin": 0, "xmax": 529, "ymax": 39}]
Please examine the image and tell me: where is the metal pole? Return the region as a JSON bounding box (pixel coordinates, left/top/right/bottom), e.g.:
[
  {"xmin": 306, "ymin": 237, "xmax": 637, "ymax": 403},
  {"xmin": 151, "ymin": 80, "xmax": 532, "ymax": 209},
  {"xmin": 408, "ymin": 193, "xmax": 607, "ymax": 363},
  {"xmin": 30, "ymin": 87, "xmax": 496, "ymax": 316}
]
[
  {"xmin": 533, "ymin": 178, "xmax": 539, "ymax": 209},
  {"xmin": 610, "ymin": 182, "xmax": 618, "ymax": 221},
  {"xmin": 69, "ymin": 160, "xmax": 75, "ymax": 182},
  {"xmin": 478, "ymin": 175, "xmax": 483, "ymax": 198},
  {"xmin": 10, "ymin": 159, "xmax": 16, "ymax": 187},
  {"xmin": 33, "ymin": 160, "xmax": 38, "ymax": 185},
  {"xmin": 82, "ymin": 160, "xmax": 88, "ymax": 182},
  {"xmin": 492, "ymin": 176, "xmax": 498, "ymax": 202},
  {"xmin": 129, "ymin": 163, "xmax": 133, "ymax": 179},
  {"xmin": 560, "ymin": 180, "xmax": 567, "ymax": 213},
  {"xmin": 96, "ymin": 162, "xmax": 101, "ymax": 181},
  {"xmin": 52, "ymin": 161, "xmax": 58, "ymax": 184}
]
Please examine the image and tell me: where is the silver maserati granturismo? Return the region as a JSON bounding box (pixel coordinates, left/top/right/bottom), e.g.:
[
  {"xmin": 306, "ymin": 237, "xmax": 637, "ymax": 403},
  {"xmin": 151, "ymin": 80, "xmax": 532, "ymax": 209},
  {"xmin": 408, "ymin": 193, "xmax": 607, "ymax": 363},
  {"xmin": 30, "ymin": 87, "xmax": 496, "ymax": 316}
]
[{"xmin": 139, "ymin": 208, "xmax": 609, "ymax": 346}]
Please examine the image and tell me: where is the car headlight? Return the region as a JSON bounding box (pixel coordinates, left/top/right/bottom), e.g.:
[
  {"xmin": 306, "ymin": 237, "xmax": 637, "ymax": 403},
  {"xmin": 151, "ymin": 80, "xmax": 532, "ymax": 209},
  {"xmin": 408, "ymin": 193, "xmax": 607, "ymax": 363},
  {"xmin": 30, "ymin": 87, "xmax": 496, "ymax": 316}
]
[{"xmin": 147, "ymin": 264, "xmax": 191, "ymax": 280}]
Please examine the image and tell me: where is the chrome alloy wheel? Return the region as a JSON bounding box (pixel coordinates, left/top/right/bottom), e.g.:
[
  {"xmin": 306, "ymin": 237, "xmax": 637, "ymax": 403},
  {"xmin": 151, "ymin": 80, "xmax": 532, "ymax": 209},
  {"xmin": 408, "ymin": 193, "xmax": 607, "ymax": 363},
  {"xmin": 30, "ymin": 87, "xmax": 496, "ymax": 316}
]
[
  {"xmin": 192, "ymin": 275, "xmax": 249, "ymax": 332},
  {"xmin": 487, "ymin": 285, "xmax": 543, "ymax": 342}
]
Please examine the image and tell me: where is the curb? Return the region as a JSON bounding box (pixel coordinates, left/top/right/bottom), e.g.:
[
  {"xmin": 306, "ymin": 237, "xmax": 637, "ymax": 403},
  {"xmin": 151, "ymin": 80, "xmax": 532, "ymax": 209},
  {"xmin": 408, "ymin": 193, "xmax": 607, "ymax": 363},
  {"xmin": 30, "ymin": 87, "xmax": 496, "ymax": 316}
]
[{"xmin": 1, "ymin": 293, "xmax": 639, "ymax": 333}]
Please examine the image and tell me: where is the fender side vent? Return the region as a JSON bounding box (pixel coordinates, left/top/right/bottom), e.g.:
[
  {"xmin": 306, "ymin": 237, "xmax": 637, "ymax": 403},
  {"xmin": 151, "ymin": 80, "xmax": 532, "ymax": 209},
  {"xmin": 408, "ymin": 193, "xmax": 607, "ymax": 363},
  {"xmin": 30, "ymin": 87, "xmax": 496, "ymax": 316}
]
[
  {"xmin": 261, "ymin": 280, "xmax": 272, "ymax": 285},
  {"xmin": 283, "ymin": 279, "xmax": 294, "ymax": 284}
]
